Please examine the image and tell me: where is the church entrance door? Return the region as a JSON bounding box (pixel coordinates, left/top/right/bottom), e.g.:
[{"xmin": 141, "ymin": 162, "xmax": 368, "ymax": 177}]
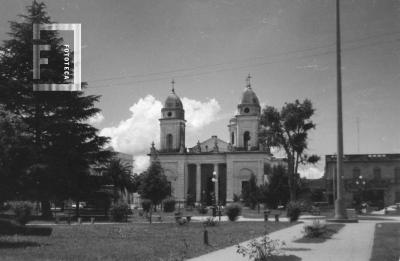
[{"xmin": 201, "ymin": 164, "xmax": 215, "ymax": 205}]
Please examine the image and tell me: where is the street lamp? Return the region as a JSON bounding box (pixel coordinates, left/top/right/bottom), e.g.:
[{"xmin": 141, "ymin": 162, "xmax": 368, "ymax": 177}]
[
  {"xmin": 354, "ymin": 175, "xmax": 367, "ymax": 213},
  {"xmin": 211, "ymin": 170, "xmax": 221, "ymax": 220}
]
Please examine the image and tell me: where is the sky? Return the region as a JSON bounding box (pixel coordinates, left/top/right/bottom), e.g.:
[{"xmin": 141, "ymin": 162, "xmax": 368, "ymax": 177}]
[{"xmin": 1, "ymin": 0, "xmax": 399, "ymax": 177}]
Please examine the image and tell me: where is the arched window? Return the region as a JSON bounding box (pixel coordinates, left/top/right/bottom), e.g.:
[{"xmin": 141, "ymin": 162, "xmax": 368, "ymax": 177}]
[
  {"xmin": 394, "ymin": 167, "xmax": 400, "ymax": 184},
  {"xmin": 373, "ymin": 167, "xmax": 381, "ymax": 180},
  {"xmin": 231, "ymin": 132, "xmax": 235, "ymax": 145},
  {"xmin": 166, "ymin": 134, "xmax": 173, "ymax": 151},
  {"xmin": 243, "ymin": 131, "xmax": 250, "ymax": 149},
  {"xmin": 352, "ymin": 167, "xmax": 361, "ymax": 179}
]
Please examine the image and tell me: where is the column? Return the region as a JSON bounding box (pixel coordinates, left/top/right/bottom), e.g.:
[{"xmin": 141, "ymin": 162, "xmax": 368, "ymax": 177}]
[
  {"xmin": 214, "ymin": 163, "xmax": 219, "ymax": 204},
  {"xmin": 226, "ymin": 159, "xmax": 234, "ymax": 202},
  {"xmin": 184, "ymin": 163, "xmax": 188, "ymax": 200},
  {"xmin": 196, "ymin": 163, "xmax": 201, "ymax": 202},
  {"xmin": 176, "ymin": 160, "xmax": 185, "ymax": 201}
]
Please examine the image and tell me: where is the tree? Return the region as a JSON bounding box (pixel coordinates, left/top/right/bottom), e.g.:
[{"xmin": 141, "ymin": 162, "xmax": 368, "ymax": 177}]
[
  {"xmin": 259, "ymin": 165, "xmax": 290, "ymax": 209},
  {"xmin": 139, "ymin": 161, "xmax": 170, "ymax": 208},
  {"xmin": 104, "ymin": 158, "xmax": 134, "ymax": 203},
  {"xmin": 0, "ymin": 105, "xmax": 34, "ymax": 202},
  {"xmin": 259, "ymin": 99, "xmax": 320, "ymax": 201},
  {"xmin": 241, "ymin": 174, "xmax": 260, "ymax": 209},
  {"xmin": 0, "ymin": 2, "xmax": 111, "ymax": 217}
]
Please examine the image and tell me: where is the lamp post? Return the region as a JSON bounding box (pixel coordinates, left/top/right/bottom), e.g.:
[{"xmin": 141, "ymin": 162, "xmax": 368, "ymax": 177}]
[
  {"xmin": 211, "ymin": 169, "xmax": 221, "ymax": 220},
  {"xmin": 355, "ymin": 175, "xmax": 367, "ymax": 213}
]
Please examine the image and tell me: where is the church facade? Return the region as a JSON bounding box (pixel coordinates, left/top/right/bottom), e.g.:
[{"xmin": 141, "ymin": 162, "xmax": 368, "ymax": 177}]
[{"xmin": 149, "ymin": 76, "xmax": 282, "ymax": 204}]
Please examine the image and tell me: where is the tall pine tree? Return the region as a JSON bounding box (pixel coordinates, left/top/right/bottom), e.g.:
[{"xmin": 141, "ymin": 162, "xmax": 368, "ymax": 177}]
[{"xmin": 0, "ymin": 1, "xmax": 111, "ymax": 217}]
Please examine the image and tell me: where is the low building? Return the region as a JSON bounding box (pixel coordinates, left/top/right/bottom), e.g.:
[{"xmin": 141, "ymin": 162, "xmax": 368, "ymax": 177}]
[{"xmin": 325, "ymin": 154, "xmax": 400, "ymax": 208}]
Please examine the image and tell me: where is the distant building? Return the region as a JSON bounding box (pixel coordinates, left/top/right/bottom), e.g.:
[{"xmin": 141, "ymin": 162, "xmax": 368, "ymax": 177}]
[
  {"xmin": 325, "ymin": 154, "xmax": 400, "ymax": 208},
  {"xmin": 149, "ymin": 76, "xmax": 284, "ymax": 205}
]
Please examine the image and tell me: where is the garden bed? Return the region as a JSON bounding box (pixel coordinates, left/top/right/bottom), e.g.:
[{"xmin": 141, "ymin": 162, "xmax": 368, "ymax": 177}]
[{"xmin": 294, "ymin": 223, "xmax": 344, "ymax": 243}]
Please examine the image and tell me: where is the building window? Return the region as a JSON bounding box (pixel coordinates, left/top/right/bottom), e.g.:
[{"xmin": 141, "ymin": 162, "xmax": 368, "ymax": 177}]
[
  {"xmin": 244, "ymin": 107, "xmax": 250, "ymax": 113},
  {"xmin": 231, "ymin": 132, "xmax": 235, "ymax": 145},
  {"xmin": 395, "ymin": 167, "xmax": 400, "ymax": 184},
  {"xmin": 353, "ymin": 167, "xmax": 361, "ymax": 179},
  {"xmin": 167, "ymin": 111, "xmax": 172, "ymax": 117},
  {"xmin": 166, "ymin": 134, "xmax": 173, "ymax": 151},
  {"xmin": 244, "ymin": 131, "xmax": 250, "ymax": 149},
  {"xmin": 373, "ymin": 167, "xmax": 381, "ymax": 180}
]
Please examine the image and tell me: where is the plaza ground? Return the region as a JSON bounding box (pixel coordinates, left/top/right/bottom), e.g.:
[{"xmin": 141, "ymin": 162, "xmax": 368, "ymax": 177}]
[{"xmin": 1, "ymin": 208, "xmax": 400, "ymax": 260}]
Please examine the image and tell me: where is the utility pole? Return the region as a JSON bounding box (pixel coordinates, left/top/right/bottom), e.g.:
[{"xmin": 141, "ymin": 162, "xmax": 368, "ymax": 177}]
[{"xmin": 334, "ymin": 0, "xmax": 348, "ymax": 220}]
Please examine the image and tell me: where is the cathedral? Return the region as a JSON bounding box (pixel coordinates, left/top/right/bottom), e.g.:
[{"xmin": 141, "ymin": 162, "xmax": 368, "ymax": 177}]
[{"xmin": 149, "ymin": 75, "xmax": 282, "ymax": 205}]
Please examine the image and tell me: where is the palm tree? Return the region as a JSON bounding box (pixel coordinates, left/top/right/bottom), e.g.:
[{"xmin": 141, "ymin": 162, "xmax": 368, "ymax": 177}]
[{"xmin": 104, "ymin": 159, "xmax": 133, "ymax": 203}]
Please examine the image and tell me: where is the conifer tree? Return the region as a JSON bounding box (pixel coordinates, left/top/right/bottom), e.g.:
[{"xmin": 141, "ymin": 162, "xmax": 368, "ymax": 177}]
[{"xmin": 0, "ymin": 1, "xmax": 111, "ymax": 217}]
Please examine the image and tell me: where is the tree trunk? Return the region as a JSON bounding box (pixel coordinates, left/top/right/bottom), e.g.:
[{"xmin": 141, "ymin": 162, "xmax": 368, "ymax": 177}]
[
  {"xmin": 41, "ymin": 200, "xmax": 52, "ymax": 219},
  {"xmin": 75, "ymin": 200, "xmax": 80, "ymax": 218},
  {"xmin": 287, "ymin": 160, "xmax": 296, "ymax": 202},
  {"xmin": 149, "ymin": 206, "xmax": 152, "ymax": 224}
]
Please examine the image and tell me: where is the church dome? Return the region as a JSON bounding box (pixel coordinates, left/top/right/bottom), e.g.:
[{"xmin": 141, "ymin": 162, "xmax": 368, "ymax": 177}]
[
  {"xmin": 240, "ymin": 87, "xmax": 260, "ymax": 106},
  {"xmin": 237, "ymin": 74, "xmax": 261, "ymax": 116},
  {"xmin": 164, "ymin": 89, "xmax": 183, "ymax": 109}
]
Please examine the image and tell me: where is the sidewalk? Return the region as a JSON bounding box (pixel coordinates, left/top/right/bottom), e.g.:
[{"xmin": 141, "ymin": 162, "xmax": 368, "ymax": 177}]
[{"xmin": 188, "ymin": 220, "xmax": 379, "ymax": 261}]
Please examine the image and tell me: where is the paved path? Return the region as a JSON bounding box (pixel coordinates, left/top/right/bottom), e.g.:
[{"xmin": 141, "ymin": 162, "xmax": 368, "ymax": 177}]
[{"xmin": 189, "ymin": 217, "xmax": 400, "ymax": 261}]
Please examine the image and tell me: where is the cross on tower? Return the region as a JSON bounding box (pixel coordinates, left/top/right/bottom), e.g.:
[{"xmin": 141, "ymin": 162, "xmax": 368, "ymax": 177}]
[
  {"xmin": 171, "ymin": 79, "xmax": 175, "ymax": 93},
  {"xmin": 246, "ymin": 73, "xmax": 251, "ymax": 88}
]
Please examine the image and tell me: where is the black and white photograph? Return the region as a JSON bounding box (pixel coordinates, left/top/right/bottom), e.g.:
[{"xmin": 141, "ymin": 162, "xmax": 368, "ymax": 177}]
[{"xmin": 0, "ymin": 0, "xmax": 399, "ymax": 260}]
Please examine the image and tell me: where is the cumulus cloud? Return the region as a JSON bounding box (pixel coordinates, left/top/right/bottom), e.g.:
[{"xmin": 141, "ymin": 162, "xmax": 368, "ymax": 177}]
[
  {"xmin": 100, "ymin": 95, "xmax": 162, "ymax": 172},
  {"xmin": 182, "ymin": 97, "xmax": 221, "ymax": 131},
  {"xmin": 298, "ymin": 166, "xmax": 324, "ymax": 179},
  {"xmin": 100, "ymin": 95, "xmax": 221, "ymax": 173},
  {"xmin": 87, "ymin": 112, "xmax": 105, "ymax": 125}
]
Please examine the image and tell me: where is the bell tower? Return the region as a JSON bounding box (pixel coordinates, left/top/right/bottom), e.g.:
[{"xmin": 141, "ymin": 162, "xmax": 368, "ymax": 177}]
[
  {"xmin": 160, "ymin": 80, "xmax": 186, "ymax": 152},
  {"xmin": 229, "ymin": 74, "xmax": 261, "ymax": 150}
]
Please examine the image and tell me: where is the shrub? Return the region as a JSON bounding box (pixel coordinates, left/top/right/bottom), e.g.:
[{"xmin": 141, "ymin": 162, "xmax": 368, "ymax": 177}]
[
  {"xmin": 11, "ymin": 201, "xmax": 33, "ymax": 225},
  {"xmin": 177, "ymin": 218, "xmax": 188, "ymax": 225},
  {"xmin": 298, "ymin": 199, "xmax": 312, "ymax": 212},
  {"xmin": 233, "ymin": 194, "xmax": 240, "ymax": 202},
  {"xmin": 141, "ymin": 199, "xmax": 152, "ymax": 212},
  {"xmin": 186, "ymin": 194, "xmax": 195, "ymax": 207},
  {"xmin": 225, "ymin": 203, "xmax": 242, "ymax": 221},
  {"xmin": 197, "ymin": 205, "xmax": 208, "ymax": 215},
  {"xmin": 110, "ymin": 203, "xmax": 130, "ymax": 222},
  {"xmin": 202, "ymin": 216, "xmax": 217, "ymax": 227},
  {"xmin": 286, "ymin": 201, "xmax": 302, "ymax": 222},
  {"xmin": 163, "ymin": 198, "xmax": 176, "ymax": 212},
  {"xmin": 236, "ymin": 233, "xmax": 286, "ymax": 261},
  {"xmin": 303, "ymin": 219, "xmax": 327, "ymax": 238}
]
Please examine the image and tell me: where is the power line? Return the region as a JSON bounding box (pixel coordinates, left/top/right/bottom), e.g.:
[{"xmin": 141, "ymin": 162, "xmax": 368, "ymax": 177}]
[
  {"xmin": 86, "ymin": 30, "xmax": 400, "ymax": 85},
  {"xmin": 88, "ymin": 36, "xmax": 399, "ymax": 89}
]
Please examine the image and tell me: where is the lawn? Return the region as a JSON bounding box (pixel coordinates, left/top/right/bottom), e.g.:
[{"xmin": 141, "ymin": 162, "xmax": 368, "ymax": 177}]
[
  {"xmin": 370, "ymin": 223, "xmax": 400, "ymax": 261},
  {"xmin": 0, "ymin": 221, "xmax": 294, "ymax": 261}
]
